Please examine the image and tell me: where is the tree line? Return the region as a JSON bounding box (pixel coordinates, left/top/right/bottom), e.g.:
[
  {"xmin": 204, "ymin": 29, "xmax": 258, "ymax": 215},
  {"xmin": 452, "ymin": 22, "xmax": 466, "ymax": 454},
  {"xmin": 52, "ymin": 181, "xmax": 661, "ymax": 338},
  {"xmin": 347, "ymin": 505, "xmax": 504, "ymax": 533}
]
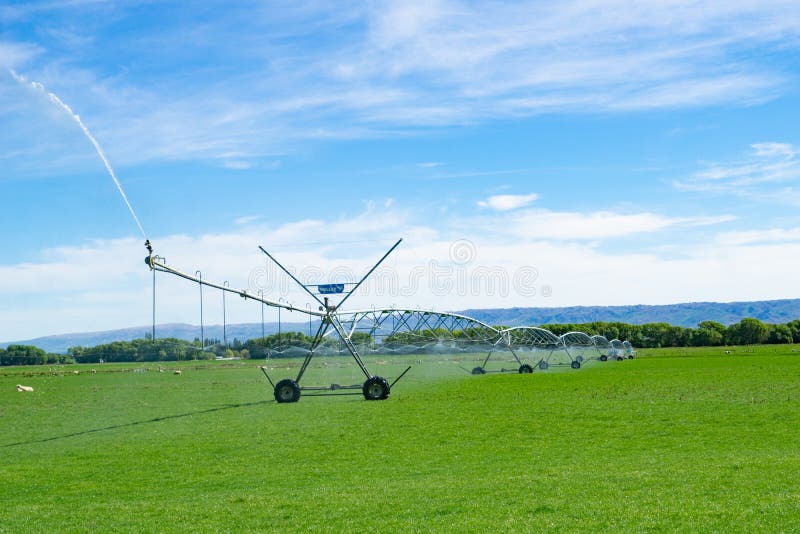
[
  {"xmin": 68, "ymin": 338, "xmax": 219, "ymax": 363},
  {"xmin": 542, "ymin": 318, "xmax": 800, "ymax": 348},
  {"xmin": 0, "ymin": 345, "xmax": 72, "ymax": 366},
  {"xmin": 2, "ymin": 317, "xmax": 799, "ymax": 367}
]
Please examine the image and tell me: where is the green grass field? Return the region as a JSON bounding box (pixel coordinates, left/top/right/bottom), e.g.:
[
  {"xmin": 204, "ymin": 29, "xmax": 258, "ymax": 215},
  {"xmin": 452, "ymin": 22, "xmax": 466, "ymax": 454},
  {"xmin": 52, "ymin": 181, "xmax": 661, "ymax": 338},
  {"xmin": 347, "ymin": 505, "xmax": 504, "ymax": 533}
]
[{"xmin": 2, "ymin": 346, "xmax": 799, "ymax": 532}]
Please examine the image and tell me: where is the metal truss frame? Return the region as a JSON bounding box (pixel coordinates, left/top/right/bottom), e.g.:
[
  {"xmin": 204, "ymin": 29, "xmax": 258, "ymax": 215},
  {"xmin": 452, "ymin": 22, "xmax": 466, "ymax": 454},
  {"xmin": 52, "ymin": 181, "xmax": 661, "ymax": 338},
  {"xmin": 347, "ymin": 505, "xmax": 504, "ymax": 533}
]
[
  {"xmin": 622, "ymin": 340, "xmax": 636, "ymax": 359},
  {"xmin": 560, "ymin": 331, "xmax": 603, "ymax": 365},
  {"xmin": 473, "ymin": 326, "xmax": 569, "ymax": 374},
  {"xmin": 609, "ymin": 339, "xmax": 626, "ymax": 361},
  {"xmin": 591, "ymin": 335, "xmax": 612, "ymax": 361},
  {"xmin": 336, "ymin": 308, "xmax": 500, "ymax": 346}
]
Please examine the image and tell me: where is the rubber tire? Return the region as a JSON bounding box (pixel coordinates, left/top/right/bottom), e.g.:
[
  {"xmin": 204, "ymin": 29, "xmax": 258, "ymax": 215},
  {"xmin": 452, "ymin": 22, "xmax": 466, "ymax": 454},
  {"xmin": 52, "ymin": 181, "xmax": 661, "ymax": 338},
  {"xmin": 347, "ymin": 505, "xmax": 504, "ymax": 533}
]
[
  {"xmin": 519, "ymin": 364, "xmax": 534, "ymax": 374},
  {"xmin": 576, "ymin": 355, "xmax": 584, "ymax": 363},
  {"xmin": 600, "ymin": 355, "xmax": 608, "ymax": 362},
  {"xmin": 617, "ymin": 357, "xmax": 624, "ymax": 361},
  {"xmin": 628, "ymin": 355, "xmax": 635, "ymax": 360},
  {"xmin": 571, "ymin": 360, "xmax": 581, "ymax": 370},
  {"xmin": 274, "ymin": 379, "xmax": 301, "ymax": 403},
  {"xmin": 538, "ymin": 361, "xmax": 549, "ymax": 371},
  {"xmin": 471, "ymin": 366, "xmax": 486, "ymax": 375},
  {"xmin": 363, "ymin": 376, "xmax": 390, "ymax": 401}
]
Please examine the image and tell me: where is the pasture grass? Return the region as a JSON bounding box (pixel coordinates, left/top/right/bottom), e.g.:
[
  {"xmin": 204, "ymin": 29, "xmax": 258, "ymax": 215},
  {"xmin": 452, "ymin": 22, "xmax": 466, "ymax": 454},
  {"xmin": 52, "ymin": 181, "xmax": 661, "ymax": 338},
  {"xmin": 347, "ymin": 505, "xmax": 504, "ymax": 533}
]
[{"xmin": 1, "ymin": 346, "xmax": 799, "ymax": 532}]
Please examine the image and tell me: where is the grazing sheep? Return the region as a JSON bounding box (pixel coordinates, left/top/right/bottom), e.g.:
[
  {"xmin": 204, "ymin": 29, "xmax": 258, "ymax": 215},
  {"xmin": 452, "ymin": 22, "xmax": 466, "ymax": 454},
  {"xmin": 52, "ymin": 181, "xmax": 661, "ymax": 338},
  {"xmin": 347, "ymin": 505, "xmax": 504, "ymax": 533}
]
[
  {"xmin": 16, "ymin": 385, "xmax": 34, "ymax": 392},
  {"xmin": 174, "ymin": 370, "xmax": 182, "ymax": 375},
  {"xmin": 725, "ymin": 350, "xmax": 732, "ymax": 355},
  {"xmin": 91, "ymin": 369, "xmax": 97, "ymax": 374},
  {"xmin": 73, "ymin": 371, "xmax": 80, "ymax": 375}
]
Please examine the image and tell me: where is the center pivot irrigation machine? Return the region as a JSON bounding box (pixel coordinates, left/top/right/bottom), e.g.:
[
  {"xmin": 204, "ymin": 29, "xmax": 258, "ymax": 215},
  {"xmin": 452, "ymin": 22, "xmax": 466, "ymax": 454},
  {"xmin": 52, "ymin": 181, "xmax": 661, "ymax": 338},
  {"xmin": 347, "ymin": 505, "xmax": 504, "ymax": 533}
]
[
  {"xmin": 144, "ymin": 239, "xmax": 636, "ymax": 403},
  {"xmin": 146, "ymin": 239, "xmax": 414, "ymax": 402}
]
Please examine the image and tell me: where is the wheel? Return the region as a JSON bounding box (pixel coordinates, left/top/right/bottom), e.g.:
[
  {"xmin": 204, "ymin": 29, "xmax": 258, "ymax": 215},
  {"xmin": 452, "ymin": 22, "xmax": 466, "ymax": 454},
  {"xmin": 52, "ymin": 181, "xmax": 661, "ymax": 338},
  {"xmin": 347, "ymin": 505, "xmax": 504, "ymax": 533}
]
[
  {"xmin": 576, "ymin": 355, "xmax": 584, "ymax": 363},
  {"xmin": 617, "ymin": 357, "xmax": 624, "ymax": 361},
  {"xmin": 519, "ymin": 364, "xmax": 534, "ymax": 374},
  {"xmin": 538, "ymin": 360, "xmax": 549, "ymax": 370},
  {"xmin": 363, "ymin": 376, "xmax": 390, "ymax": 401},
  {"xmin": 600, "ymin": 355, "xmax": 608, "ymax": 362},
  {"xmin": 471, "ymin": 366, "xmax": 486, "ymax": 375},
  {"xmin": 628, "ymin": 355, "xmax": 634, "ymax": 360},
  {"xmin": 274, "ymin": 379, "xmax": 301, "ymax": 403},
  {"xmin": 571, "ymin": 360, "xmax": 581, "ymax": 370}
]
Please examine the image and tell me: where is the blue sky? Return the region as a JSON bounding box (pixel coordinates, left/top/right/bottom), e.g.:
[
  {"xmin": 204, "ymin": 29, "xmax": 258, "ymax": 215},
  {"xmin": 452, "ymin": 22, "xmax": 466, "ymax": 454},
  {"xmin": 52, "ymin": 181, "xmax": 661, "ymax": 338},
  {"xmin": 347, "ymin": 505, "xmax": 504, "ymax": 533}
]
[{"xmin": 2, "ymin": 0, "xmax": 800, "ymax": 340}]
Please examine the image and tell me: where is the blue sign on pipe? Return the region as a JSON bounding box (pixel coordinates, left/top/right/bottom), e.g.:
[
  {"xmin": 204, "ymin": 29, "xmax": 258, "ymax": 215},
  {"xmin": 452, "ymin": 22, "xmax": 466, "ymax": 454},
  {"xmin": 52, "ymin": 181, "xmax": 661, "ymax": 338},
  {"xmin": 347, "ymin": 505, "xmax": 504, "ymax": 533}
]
[{"xmin": 317, "ymin": 284, "xmax": 345, "ymax": 294}]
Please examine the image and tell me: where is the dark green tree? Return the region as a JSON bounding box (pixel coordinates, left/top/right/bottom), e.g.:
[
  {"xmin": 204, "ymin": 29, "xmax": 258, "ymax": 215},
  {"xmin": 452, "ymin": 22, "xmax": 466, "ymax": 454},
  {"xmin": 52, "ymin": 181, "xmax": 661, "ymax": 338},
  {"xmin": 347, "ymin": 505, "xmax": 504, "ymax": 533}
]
[
  {"xmin": 786, "ymin": 319, "xmax": 800, "ymax": 343},
  {"xmin": 1, "ymin": 345, "xmax": 47, "ymax": 366},
  {"xmin": 693, "ymin": 321, "xmax": 727, "ymax": 346},
  {"xmin": 727, "ymin": 318, "xmax": 769, "ymax": 345},
  {"xmin": 768, "ymin": 324, "xmax": 793, "ymax": 344}
]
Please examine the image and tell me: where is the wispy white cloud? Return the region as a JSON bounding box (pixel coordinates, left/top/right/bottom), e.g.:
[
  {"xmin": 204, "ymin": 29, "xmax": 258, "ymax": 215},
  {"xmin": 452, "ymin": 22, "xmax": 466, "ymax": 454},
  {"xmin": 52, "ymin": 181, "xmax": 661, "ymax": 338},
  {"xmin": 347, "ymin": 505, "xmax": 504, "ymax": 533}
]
[
  {"xmin": 468, "ymin": 209, "xmax": 734, "ymax": 241},
  {"xmin": 350, "ymin": 0, "xmax": 798, "ymax": 110},
  {"xmin": 233, "ymin": 215, "xmax": 262, "ymax": 226},
  {"xmin": 478, "ymin": 193, "xmax": 539, "ymax": 211},
  {"xmin": 675, "ymin": 142, "xmax": 800, "ymax": 204},
  {"xmin": 3, "ymin": 1, "xmax": 800, "ymax": 168},
  {"xmin": 221, "ymin": 160, "xmax": 253, "ymax": 170},
  {"xmin": 0, "ymin": 41, "xmax": 41, "ymax": 69},
  {"xmin": 716, "ymin": 226, "xmax": 800, "ymax": 246}
]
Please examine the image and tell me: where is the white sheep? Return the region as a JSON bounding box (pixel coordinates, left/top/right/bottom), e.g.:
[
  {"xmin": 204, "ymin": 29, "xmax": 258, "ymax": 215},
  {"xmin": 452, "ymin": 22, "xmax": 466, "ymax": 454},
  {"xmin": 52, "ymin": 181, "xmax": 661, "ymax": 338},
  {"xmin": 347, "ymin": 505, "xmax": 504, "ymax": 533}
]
[
  {"xmin": 174, "ymin": 370, "xmax": 182, "ymax": 375},
  {"xmin": 16, "ymin": 385, "xmax": 34, "ymax": 392}
]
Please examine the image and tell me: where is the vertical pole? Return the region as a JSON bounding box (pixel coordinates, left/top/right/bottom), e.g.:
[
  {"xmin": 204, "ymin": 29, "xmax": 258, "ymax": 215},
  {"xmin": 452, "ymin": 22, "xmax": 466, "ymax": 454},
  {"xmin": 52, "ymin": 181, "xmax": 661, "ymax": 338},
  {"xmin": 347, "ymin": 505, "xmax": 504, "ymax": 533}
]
[
  {"xmin": 152, "ymin": 267, "xmax": 156, "ymax": 342},
  {"xmin": 259, "ymin": 290, "xmax": 265, "ymax": 339},
  {"xmin": 223, "ymin": 281, "xmax": 229, "ymax": 347},
  {"xmin": 196, "ymin": 271, "xmax": 204, "ymax": 348},
  {"xmin": 278, "ymin": 297, "xmax": 285, "ymax": 349},
  {"xmin": 307, "ymin": 303, "xmax": 312, "ymax": 338}
]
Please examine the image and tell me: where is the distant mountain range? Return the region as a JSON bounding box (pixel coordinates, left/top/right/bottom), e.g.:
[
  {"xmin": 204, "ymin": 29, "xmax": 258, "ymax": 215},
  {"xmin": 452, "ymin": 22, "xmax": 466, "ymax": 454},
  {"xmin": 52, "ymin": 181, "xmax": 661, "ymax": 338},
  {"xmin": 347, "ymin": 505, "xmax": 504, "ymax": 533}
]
[
  {"xmin": 0, "ymin": 322, "xmax": 306, "ymax": 355},
  {"xmin": 4, "ymin": 299, "xmax": 800, "ymax": 354},
  {"xmin": 460, "ymin": 299, "xmax": 800, "ymax": 329}
]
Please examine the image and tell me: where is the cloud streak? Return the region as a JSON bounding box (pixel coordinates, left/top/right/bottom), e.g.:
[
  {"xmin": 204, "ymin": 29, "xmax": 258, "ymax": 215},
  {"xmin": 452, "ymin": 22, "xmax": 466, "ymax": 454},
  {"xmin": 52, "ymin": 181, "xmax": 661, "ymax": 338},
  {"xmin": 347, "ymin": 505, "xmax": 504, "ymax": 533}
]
[
  {"xmin": 2, "ymin": 1, "xmax": 800, "ymax": 168},
  {"xmin": 0, "ymin": 41, "xmax": 41, "ymax": 69},
  {"xmin": 675, "ymin": 142, "xmax": 800, "ymax": 205},
  {"xmin": 478, "ymin": 193, "xmax": 539, "ymax": 211}
]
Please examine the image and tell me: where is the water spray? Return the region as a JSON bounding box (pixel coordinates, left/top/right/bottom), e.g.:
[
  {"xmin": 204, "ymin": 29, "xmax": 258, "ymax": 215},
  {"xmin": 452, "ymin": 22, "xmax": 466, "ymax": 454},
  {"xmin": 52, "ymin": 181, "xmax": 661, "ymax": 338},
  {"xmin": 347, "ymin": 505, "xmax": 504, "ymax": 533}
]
[{"xmin": 9, "ymin": 70, "xmax": 147, "ymax": 239}]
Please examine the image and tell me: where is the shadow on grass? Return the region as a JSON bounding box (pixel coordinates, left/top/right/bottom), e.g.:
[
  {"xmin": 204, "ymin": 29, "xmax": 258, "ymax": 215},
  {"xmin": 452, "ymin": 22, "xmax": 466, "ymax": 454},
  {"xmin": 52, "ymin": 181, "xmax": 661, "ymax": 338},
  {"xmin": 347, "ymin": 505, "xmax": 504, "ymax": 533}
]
[{"xmin": 1, "ymin": 399, "xmax": 274, "ymax": 448}]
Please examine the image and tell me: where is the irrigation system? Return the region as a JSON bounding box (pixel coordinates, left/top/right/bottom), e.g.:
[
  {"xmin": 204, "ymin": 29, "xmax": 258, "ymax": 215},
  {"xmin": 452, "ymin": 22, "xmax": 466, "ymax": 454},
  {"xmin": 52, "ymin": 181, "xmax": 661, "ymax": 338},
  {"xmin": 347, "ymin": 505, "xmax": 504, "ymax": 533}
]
[
  {"xmin": 144, "ymin": 239, "xmax": 635, "ymax": 403},
  {"xmin": 15, "ymin": 68, "xmax": 636, "ymax": 404}
]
